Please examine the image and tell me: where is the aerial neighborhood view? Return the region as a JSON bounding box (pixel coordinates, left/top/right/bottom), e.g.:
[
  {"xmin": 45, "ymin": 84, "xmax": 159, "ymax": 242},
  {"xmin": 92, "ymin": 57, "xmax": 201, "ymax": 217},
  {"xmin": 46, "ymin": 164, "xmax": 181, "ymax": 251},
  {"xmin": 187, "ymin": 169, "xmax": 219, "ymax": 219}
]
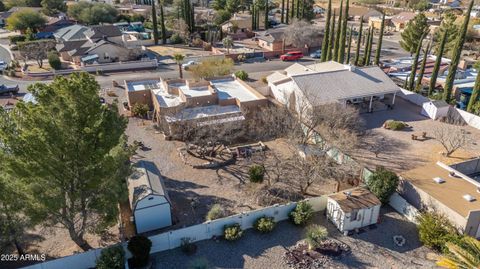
[{"xmin": 2, "ymin": 0, "xmax": 480, "ymax": 267}]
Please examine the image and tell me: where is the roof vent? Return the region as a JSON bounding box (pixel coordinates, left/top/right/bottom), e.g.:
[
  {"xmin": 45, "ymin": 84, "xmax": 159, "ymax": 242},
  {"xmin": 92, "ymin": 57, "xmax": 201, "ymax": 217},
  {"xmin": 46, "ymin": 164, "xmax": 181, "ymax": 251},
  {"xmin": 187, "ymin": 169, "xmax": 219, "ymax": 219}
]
[
  {"xmin": 433, "ymin": 177, "xmax": 445, "ymax": 184},
  {"xmin": 344, "ymin": 191, "xmax": 352, "ymax": 197},
  {"xmin": 463, "ymin": 194, "xmax": 476, "ymax": 202}
]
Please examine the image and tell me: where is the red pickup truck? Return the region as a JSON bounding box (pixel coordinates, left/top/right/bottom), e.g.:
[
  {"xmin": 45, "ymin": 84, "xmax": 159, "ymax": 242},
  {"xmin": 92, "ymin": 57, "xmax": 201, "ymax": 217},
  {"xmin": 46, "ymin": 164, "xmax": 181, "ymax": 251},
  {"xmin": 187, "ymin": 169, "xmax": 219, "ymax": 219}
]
[{"xmin": 280, "ymin": 51, "xmax": 304, "ymax": 61}]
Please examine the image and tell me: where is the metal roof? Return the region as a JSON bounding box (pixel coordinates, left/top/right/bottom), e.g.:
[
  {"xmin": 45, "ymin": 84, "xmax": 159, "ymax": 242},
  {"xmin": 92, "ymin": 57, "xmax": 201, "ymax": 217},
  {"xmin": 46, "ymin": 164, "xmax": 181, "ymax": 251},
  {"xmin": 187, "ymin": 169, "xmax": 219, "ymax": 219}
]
[{"xmin": 127, "ymin": 161, "xmax": 170, "ymax": 210}]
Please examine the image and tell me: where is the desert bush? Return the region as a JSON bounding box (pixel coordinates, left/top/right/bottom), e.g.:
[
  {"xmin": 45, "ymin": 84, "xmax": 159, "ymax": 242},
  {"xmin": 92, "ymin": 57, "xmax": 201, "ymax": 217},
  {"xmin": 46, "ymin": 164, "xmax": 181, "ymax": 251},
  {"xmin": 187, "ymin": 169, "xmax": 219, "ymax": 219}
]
[
  {"xmin": 127, "ymin": 235, "xmax": 152, "ymax": 267},
  {"xmin": 191, "ymin": 37, "xmax": 203, "ymax": 47},
  {"xmin": 261, "ymin": 77, "xmax": 268, "ymax": 84},
  {"xmin": 366, "ymin": 167, "xmax": 399, "ymax": 204},
  {"xmin": 237, "ymin": 54, "xmax": 246, "ymax": 62},
  {"xmin": 203, "ymin": 42, "xmax": 212, "ymax": 51},
  {"xmin": 96, "ymin": 245, "xmax": 125, "ymax": 269},
  {"xmin": 417, "ymin": 211, "xmax": 460, "ymax": 252},
  {"xmin": 253, "ymin": 216, "xmax": 275, "ymax": 233},
  {"xmin": 305, "ymin": 224, "xmax": 328, "ymax": 250},
  {"xmin": 248, "ymin": 165, "xmax": 265, "ymax": 183},
  {"xmin": 48, "ymin": 52, "xmax": 61, "ymax": 70},
  {"xmin": 385, "ymin": 120, "xmax": 407, "ymax": 130},
  {"xmin": 189, "ymin": 58, "xmax": 234, "ymax": 79},
  {"xmin": 235, "ymin": 70, "xmax": 248, "ymax": 81},
  {"xmin": 224, "ymin": 223, "xmax": 243, "ymax": 241},
  {"xmin": 289, "ymin": 201, "xmax": 314, "ymax": 226},
  {"xmin": 9, "ymin": 35, "xmax": 25, "ymax": 44},
  {"xmin": 206, "ymin": 204, "xmax": 225, "ymax": 221},
  {"xmin": 131, "ymin": 103, "xmax": 149, "ymax": 118},
  {"xmin": 180, "ymin": 237, "xmax": 197, "ymax": 255},
  {"xmin": 170, "ymin": 33, "xmax": 183, "ymax": 44}
]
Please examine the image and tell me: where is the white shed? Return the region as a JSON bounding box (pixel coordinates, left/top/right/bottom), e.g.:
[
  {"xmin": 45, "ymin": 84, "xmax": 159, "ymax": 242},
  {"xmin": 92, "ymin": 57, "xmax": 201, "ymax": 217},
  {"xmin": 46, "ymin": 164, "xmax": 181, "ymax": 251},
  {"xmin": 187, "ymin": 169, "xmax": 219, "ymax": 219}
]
[
  {"xmin": 421, "ymin": 100, "xmax": 450, "ymax": 120},
  {"xmin": 128, "ymin": 160, "xmax": 172, "ymax": 233},
  {"xmin": 327, "ymin": 187, "xmax": 381, "ymax": 235}
]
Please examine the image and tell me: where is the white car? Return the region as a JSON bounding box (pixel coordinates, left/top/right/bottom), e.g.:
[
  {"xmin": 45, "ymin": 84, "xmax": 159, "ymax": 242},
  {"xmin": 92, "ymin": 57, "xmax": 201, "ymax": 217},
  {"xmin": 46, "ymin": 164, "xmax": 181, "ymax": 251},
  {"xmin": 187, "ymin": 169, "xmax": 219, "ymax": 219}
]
[
  {"xmin": 0, "ymin": 61, "xmax": 7, "ymax": 71},
  {"xmin": 182, "ymin": 61, "xmax": 196, "ymax": 69}
]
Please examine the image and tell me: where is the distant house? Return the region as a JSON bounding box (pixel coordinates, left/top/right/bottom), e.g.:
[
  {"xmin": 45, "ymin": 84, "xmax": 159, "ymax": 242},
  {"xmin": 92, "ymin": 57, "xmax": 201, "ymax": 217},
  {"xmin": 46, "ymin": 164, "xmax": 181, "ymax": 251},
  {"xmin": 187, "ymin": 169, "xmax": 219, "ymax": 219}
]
[
  {"xmin": 327, "ymin": 187, "xmax": 381, "ymax": 235},
  {"xmin": 391, "ymin": 12, "xmax": 416, "ymax": 32},
  {"xmin": 55, "ymin": 25, "xmax": 142, "ymax": 65},
  {"xmin": 36, "ymin": 17, "xmax": 75, "ymax": 39},
  {"xmin": 128, "ymin": 160, "xmax": 172, "ymax": 234},
  {"xmin": 221, "ymin": 13, "xmax": 264, "ymax": 36},
  {"xmin": 256, "ymin": 27, "xmax": 286, "ymax": 52}
]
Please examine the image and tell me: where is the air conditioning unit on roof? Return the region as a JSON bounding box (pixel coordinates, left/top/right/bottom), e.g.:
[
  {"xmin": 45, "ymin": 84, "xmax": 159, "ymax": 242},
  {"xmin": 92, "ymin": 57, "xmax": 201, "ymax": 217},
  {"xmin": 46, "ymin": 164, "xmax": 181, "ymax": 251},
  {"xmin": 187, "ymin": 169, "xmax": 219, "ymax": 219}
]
[
  {"xmin": 463, "ymin": 194, "xmax": 476, "ymax": 202},
  {"xmin": 433, "ymin": 177, "xmax": 445, "ymax": 184}
]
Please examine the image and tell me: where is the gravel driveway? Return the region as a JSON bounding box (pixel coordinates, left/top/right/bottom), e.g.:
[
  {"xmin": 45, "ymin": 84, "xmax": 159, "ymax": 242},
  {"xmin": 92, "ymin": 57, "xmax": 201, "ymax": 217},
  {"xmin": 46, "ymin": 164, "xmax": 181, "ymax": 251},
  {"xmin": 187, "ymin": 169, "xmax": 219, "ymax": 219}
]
[{"xmin": 152, "ymin": 207, "xmax": 436, "ymax": 269}]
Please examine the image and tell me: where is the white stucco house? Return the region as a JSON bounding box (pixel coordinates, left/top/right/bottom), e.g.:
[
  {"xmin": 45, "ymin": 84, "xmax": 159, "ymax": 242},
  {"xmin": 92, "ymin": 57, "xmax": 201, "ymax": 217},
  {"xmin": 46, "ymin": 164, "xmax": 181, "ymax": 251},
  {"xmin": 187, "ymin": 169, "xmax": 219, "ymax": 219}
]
[
  {"xmin": 327, "ymin": 187, "xmax": 381, "ymax": 235},
  {"xmin": 128, "ymin": 160, "xmax": 172, "ymax": 234}
]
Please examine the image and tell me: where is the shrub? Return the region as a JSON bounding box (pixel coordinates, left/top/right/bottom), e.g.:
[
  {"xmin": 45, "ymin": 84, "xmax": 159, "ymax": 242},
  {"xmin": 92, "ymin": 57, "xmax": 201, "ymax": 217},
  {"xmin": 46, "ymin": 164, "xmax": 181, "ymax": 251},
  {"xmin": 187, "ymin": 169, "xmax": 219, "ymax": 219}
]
[
  {"xmin": 235, "ymin": 70, "xmax": 248, "ymax": 81},
  {"xmin": 131, "ymin": 103, "xmax": 149, "ymax": 118},
  {"xmin": 206, "ymin": 204, "xmax": 225, "ymax": 221},
  {"xmin": 96, "ymin": 245, "xmax": 125, "ymax": 269},
  {"xmin": 289, "ymin": 201, "xmax": 314, "ymax": 226},
  {"xmin": 48, "ymin": 52, "xmax": 61, "ymax": 70},
  {"xmin": 305, "ymin": 224, "xmax": 328, "ymax": 250},
  {"xmin": 9, "ymin": 35, "xmax": 25, "ymax": 44},
  {"xmin": 127, "ymin": 235, "xmax": 152, "ymax": 267},
  {"xmin": 191, "ymin": 37, "xmax": 203, "ymax": 47},
  {"xmin": 224, "ymin": 223, "xmax": 243, "ymax": 241},
  {"xmin": 180, "ymin": 237, "xmax": 197, "ymax": 255},
  {"xmin": 417, "ymin": 211, "xmax": 460, "ymax": 252},
  {"xmin": 385, "ymin": 119, "xmax": 407, "ymax": 130},
  {"xmin": 261, "ymin": 77, "xmax": 268, "ymax": 84},
  {"xmin": 366, "ymin": 167, "xmax": 399, "ymax": 204},
  {"xmin": 170, "ymin": 33, "xmax": 183, "ymax": 44},
  {"xmin": 203, "ymin": 42, "xmax": 212, "ymax": 51},
  {"xmin": 253, "ymin": 216, "xmax": 275, "ymax": 233},
  {"xmin": 248, "ymin": 165, "xmax": 264, "ymax": 183},
  {"xmin": 237, "ymin": 54, "xmax": 246, "ymax": 62}
]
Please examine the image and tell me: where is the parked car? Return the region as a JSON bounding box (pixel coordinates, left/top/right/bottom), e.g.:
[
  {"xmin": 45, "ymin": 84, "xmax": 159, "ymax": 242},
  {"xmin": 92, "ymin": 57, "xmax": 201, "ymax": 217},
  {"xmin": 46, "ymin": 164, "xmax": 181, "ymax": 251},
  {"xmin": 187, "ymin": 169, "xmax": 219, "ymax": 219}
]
[
  {"xmin": 280, "ymin": 51, "xmax": 304, "ymax": 61},
  {"xmin": 0, "ymin": 61, "xmax": 7, "ymax": 71},
  {"xmin": 182, "ymin": 61, "xmax": 197, "ymax": 69},
  {"xmin": 0, "ymin": 84, "xmax": 19, "ymax": 95},
  {"xmin": 310, "ymin": 50, "xmax": 321, "ymax": 58}
]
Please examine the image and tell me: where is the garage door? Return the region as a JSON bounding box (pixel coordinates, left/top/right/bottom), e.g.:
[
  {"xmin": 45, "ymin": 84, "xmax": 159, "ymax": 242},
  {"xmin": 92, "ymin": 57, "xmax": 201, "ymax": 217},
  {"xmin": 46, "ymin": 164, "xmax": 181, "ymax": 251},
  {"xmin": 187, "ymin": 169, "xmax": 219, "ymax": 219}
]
[{"xmin": 135, "ymin": 203, "xmax": 172, "ymax": 233}]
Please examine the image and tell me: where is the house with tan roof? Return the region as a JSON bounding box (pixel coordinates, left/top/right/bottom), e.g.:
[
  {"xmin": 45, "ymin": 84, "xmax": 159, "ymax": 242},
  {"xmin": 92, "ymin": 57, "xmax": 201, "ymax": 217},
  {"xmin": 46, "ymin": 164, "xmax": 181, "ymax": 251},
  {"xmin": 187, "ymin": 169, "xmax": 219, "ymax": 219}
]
[{"xmin": 391, "ymin": 12, "xmax": 417, "ymax": 31}]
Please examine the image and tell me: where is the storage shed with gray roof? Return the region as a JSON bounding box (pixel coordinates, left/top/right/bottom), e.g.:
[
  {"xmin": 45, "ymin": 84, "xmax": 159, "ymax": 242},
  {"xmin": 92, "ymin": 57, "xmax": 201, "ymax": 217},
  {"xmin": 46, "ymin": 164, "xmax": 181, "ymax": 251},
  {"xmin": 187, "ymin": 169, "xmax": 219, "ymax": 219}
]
[{"xmin": 128, "ymin": 160, "xmax": 172, "ymax": 233}]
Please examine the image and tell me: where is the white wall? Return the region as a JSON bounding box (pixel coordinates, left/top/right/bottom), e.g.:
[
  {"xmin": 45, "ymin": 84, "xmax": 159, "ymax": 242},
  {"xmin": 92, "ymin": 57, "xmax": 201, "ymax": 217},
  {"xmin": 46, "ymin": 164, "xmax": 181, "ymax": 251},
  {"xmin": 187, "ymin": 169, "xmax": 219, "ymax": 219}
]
[
  {"xmin": 455, "ymin": 108, "xmax": 480, "ymax": 130},
  {"xmin": 135, "ymin": 202, "xmax": 172, "ymax": 233},
  {"xmin": 389, "ymin": 192, "xmax": 420, "ymax": 224}
]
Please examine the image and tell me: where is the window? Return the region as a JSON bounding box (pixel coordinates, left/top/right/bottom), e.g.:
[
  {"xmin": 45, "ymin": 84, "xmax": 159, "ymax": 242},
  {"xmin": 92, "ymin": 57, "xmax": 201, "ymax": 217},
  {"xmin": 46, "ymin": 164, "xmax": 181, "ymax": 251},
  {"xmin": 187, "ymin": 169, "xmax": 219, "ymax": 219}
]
[{"xmin": 351, "ymin": 210, "xmax": 357, "ymax": 220}]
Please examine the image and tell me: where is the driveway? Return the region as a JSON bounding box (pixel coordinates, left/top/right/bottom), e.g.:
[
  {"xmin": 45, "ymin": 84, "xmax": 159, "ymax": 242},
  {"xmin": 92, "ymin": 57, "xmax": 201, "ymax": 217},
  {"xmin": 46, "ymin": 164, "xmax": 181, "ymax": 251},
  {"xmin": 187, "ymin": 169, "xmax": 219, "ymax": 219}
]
[{"xmin": 152, "ymin": 207, "xmax": 436, "ymax": 269}]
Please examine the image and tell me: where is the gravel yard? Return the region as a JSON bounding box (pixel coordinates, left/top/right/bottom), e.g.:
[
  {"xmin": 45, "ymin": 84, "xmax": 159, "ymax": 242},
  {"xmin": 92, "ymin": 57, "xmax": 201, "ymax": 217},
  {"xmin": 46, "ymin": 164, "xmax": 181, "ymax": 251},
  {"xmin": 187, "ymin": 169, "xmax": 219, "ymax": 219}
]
[{"xmin": 153, "ymin": 207, "xmax": 436, "ymax": 269}]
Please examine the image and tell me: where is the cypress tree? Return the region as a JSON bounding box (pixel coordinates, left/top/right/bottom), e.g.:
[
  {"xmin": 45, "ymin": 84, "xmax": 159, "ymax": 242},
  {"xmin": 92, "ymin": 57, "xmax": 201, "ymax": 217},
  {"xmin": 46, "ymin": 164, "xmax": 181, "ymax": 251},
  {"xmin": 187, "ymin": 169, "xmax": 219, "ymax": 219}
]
[
  {"xmin": 291, "ymin": 0, "xmax": 295, "ymax": 19},
  {"xmin": 151, "ymin": 0, "xmax": 159, "ymax": 45},
  {"xmin": 296, "ymin": 0, "xmax": 300, "ymax": 18},
  {"xmin": 160, "ymin": 1, "xmax": 167, "ymax": 44},
  {"xmin": 403, "ymin": 76, "xmax": 409, "ymax": 89},
  {"xmin": 443, "ymin": 0, "xmax": 474, "ymax": 103},
  {"xmin": 408, "ymin": 31, "xmax": 428, "ymax": 91},
  {"xmin": 354, "ymin": 17, "xmax": 363, "ymax": 66},
  {"xmin": 346, "ymin": 25, "xmax": 353, "ymax": 64},
  {"xmin": 327, "ymin": 10, "xmax": 336, "ymax": 61},
  {"xmin": 252, "ymin": 3, "xmax": 256, "ymax": 30},
  {"xmin": 320, "ymin": 0, "xmax": 332, "ymax": 62},
  {"xmin": 286, "ymin": 0, "xmax": 290, "ymax": 24},
  {"xmin": 338, "ymin": 0, "xmax": 349, "ymax": 63},
  {"xmin": 374, "ymin": 13, "xmax": 385, "ymax": 66},
  {"xmin": 467, "ymin": 72, "xmax": 480, "ymax": 112},
  {"xmin": 416, "ymin": 41, "xmax": 431, "ymax": 91},
  {"xmin": 281, "ymin": 0, "xmax": 285, "ymax": 23},
  {"xmin": 363, "ymin": 27, "xmax": 372, "ymax": 66},
  {"xmin": 265, "ymin": 0, "xmax": 269, "ymax": 30},
  {"xmin": 301, "ymin": 0, "xmax": 305, "ymax": 18},
  {"xmin": 333, "ymin": 0, "xmax": 343, "ymax": 62},
  {"xmin": 429, "ymin": 30, "xmax": 447, "ymax": 96}
]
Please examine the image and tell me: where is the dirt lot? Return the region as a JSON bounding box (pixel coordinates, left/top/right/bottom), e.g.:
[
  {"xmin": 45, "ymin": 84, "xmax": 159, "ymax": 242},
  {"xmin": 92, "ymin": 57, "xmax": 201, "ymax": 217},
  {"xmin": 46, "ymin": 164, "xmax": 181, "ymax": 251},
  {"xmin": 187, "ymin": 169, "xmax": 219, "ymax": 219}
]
[
  {"xmin": 153, "ymin": 207, "xmax": 437, "ymax": 269},
  {"xmin": 350, "ymin": 96, "xmax": 480, "ymax": 174},
  {"xmin": 126, "ymin": 119, "xmax": 347, "ymax": 229}
]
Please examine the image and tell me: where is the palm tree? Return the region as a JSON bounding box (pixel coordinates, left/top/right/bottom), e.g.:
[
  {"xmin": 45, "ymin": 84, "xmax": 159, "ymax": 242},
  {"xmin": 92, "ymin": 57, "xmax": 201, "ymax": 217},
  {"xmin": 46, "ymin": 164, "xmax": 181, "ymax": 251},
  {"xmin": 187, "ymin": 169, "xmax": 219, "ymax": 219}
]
[
  {"xmin": 437, "ymin": 236, "xmax": 480, "ymax": 269},
  {"xmin": 222, "ymin": 37, "xmax": 233, "ymax": 54},
  {"xmin": 173, "ymin": 54, "xmax": 185, "ymax": 79}
]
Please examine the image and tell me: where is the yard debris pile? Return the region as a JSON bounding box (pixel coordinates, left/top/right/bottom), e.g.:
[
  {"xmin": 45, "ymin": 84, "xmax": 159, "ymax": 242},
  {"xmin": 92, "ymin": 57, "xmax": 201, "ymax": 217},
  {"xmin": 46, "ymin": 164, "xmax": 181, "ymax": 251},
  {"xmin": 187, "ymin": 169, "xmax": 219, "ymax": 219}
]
[{"xmin": 283, "ymin": 240, "xmax": 351, "ymax": 269}]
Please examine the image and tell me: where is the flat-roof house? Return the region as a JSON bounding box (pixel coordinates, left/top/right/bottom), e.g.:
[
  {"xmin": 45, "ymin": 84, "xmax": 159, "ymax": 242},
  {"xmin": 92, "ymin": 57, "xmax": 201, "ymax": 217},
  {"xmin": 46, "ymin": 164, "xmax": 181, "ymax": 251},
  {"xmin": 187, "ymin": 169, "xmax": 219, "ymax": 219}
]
[
  {"xmin": 327, "ymin": 187, "xmax": 381, "ymax": 234},
  {"xmin": 391, "ymin": 12, "xmax": 416, "ymax": 32},
  {"xmin": 128, "ymin": 160, "xmax": 172, "ymax": 233},
  {"xmin": 125, "ymin": 76, "xmax": 268, "ymax": 138},
  {"xmin": 267, "ymin": 61, "xmax": 400, "ymax": 114},
  {"xmin": 399, "ymin": 159, "xmax": 480, "ymax": 238}
]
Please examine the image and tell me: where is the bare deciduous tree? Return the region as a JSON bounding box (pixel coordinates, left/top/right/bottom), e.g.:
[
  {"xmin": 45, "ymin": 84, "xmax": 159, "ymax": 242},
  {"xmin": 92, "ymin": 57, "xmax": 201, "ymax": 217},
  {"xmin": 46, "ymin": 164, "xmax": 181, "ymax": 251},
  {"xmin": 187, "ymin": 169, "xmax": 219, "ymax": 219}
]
[
  {"xmin": 283, "ymin": 19, "xmax": 321, "ymax": 49},
  {"xmin": 17, "ymin": 40, "xmax": 56, "ymax": 68},
  {"xmin": 432, "ymin": 125, "xmax": 472, "ymax": 157}
]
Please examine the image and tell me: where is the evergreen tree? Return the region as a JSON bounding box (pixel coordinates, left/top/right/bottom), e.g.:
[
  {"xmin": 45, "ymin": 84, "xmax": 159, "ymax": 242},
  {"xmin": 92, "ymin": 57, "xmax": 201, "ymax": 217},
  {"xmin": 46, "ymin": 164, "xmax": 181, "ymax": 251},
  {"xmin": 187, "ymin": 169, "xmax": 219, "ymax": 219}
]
[
  {"xmin": 444, "ymin": 0, "xmax": 474, "ymax": 103},
  {"xmin": 433, "ymin": 11, "xmax": 458, "ymax": 58},
  {"xmin": 429, "ymin": 30, "xmax": 447, "ymax": 96},
  {"xmin": 291, "ymin": 0, "xmax": 295, "ymax": 19},
  {"xmin": 346, "ymin": 25, "xmax": 353, "ymax": 64},
  {"xmin": 333, "ymin": 0, "xmax": 343, "ymax": 62},
  {"xmin": 252, "ymin": 3, "xmax": 256, "ymax": 30},
  {"xmin": 281, "ymin": 0, "xmax": 285, "ymax": 23},
  {"xmin": 408, "ymin": 31, "xmax": 428, "ymax": 91},
  {"xmin": 363, "ymin": 27, "xmax": 372, "ymax": 66},
  {"xmin": 338, "ymin": 0, "xmax": 349, "ymax": 63},
  {"xmin": 296, "ymin": 0, "xmax": 300, "ymax": 18},
  {"xmin": 286, "ymin": 0, "xmax": 290, "ymax": 24},
  {"xmin": 160, "ymin": 1, "xmax": 167, "ymax": 44},
  {"xmin": 151, "ymin": 0, "xmax": 159, "ymax": 45},
  {"xmin": 320, "ymin": 0, "xmax": 332, "ymax": 62},
  {"xmin": 327, "ymin": 10, "xmax": 336, "ymax": 61},
  {"xmin": 354, "ymin": 17, "xmax": 363, "ymax": 66},
  {"xmin": 400, "ymin": 13, "xmax": 428, "ymax": 55},
  {"xmin": 374, "ymin": 13, "xmax": 385, "ymax": 66},
  {"xmin": 416, "ymin": 41, "xmax": 431, "ymax": 91},
  {"xmin": 265, "ymin": 0, "xmax": 269, "ymax": 30},
  {"xmin": 467, "ymin": 72, "xmax": 480, "ymax": 113}
]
